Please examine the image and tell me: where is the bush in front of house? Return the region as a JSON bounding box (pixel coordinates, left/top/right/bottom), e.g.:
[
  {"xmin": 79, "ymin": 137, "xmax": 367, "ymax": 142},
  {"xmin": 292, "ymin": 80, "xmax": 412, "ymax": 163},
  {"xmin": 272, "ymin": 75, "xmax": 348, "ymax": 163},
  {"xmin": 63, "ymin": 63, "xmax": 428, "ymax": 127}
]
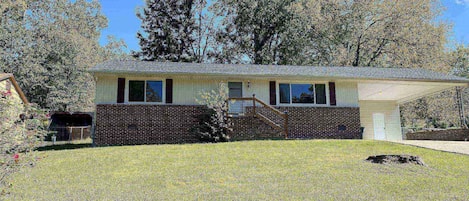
[
  {"xmin": 0, "ymin": 91, "xmax": 47, "ymax": 195},
  {"xmin": 191, "ymin": 82, "xmax": 232, "ymax": 142}
]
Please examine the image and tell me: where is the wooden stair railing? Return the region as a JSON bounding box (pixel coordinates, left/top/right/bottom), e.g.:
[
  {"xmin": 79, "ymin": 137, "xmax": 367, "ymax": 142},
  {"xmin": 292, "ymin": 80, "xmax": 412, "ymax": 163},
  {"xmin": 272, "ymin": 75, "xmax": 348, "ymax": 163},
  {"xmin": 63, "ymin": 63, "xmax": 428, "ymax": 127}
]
[
  {"xmin": 255, "ymin": 113, "xmax": 283, "ymax": 132},
  {"xmin": 228, "ymin": 94, "xmax": 289, "ymax": 138}
]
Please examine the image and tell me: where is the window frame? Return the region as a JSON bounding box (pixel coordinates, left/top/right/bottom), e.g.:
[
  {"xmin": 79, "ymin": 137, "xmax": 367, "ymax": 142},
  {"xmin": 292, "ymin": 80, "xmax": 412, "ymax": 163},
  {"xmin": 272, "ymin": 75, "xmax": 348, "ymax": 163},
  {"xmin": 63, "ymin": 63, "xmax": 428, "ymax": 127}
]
[
  {"xmin": 125, "ymin": 78, "xmax": 165, "ymax": 104},
  {"xmin": 277, "ymin": 81, "xmax": 330, "ymax": 106},
  {"xmin": 228, "ymin": 81, "xmax": 244, "ymax": 98}
]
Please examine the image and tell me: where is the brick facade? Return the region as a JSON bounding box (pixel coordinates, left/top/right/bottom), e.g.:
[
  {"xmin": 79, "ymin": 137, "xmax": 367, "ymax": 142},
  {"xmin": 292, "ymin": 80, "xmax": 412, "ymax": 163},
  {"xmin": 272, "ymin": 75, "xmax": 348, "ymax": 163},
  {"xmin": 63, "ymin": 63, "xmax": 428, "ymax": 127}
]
[
  {"xmin": 230, "ymin": 115, "xmax": 284, "ymax": 140},
  {"xmin": 95, "ymin": 104, "xmax": 204, "ymax": 146},
  {"xmin": 406, "ymin": 129, "xmax": 469, "ymax": 141},
  {"xmin": 233, "ymin": 106, "xmax": 362, "ymax": 139},
  {"xmin": 280, "ymin": 106, "xmax": 361, "ymax": 139},
  {"xmin": 95, "ymin": 104, "xmax": 361, "ymax": 146}
]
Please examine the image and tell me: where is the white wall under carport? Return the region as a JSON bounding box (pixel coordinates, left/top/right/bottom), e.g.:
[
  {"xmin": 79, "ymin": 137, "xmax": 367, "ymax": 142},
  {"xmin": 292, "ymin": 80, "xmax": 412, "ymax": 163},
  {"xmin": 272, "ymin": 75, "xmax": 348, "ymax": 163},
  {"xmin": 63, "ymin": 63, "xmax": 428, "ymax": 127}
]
[{"xmin": 359, "ymin": 100, "xmax": 402, "ymax": 140}]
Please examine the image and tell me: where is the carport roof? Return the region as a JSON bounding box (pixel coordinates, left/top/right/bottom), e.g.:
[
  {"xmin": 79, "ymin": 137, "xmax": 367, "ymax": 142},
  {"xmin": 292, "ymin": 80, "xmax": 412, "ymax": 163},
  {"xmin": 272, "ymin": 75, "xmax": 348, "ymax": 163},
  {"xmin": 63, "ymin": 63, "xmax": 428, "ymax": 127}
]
[{"xmin": 91, "ymin": 60, "xmax": 469, "ymax": 84}]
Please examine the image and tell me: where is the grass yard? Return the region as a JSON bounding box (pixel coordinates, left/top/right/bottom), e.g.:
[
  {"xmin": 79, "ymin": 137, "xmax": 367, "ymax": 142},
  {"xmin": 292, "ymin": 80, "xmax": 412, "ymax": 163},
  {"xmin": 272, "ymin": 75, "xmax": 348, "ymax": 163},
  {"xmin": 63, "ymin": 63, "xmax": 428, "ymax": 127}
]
[{"xmin": 6, "ymin": 140, "xmax": 469, "ymax": 200}]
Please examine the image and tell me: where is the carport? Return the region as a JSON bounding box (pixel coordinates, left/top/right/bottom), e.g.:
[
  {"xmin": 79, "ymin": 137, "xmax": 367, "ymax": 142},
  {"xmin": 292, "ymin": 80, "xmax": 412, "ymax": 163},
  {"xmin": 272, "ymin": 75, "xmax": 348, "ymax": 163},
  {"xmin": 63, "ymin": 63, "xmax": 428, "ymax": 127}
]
[{"xmin": 357, "ymin": 80, "xmax": 468, "ymax": 140}]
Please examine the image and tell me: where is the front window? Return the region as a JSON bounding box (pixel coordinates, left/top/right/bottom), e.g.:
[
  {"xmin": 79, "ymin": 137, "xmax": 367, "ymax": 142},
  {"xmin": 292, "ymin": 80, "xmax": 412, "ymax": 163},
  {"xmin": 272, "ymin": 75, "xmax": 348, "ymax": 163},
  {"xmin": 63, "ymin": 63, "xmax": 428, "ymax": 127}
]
[
  {"xmin": 279, "ymin": 83, "xmax": 327, "ymax": 105},
  {"xmin": 129, "ymin": 80, "xmax": 162, "ymax": 102},
  {"xmin": 279, "ymin": 84, "xmax": 290, "ymax": 104},
  {"xmin": 291, "ymin": 84, "xmax": 314, "ymax": 103},
  {"xmin": 315, "ymin": 84, "xmax": 326, "ymax": 104}
]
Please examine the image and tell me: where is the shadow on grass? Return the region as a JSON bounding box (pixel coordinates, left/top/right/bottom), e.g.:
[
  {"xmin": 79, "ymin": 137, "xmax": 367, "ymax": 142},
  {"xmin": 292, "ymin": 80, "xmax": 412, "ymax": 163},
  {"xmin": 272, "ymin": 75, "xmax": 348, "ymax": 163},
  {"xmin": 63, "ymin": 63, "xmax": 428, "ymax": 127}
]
[{"xmin": 37, "ymin": 143, "xmax": 92, "ymax": 151}]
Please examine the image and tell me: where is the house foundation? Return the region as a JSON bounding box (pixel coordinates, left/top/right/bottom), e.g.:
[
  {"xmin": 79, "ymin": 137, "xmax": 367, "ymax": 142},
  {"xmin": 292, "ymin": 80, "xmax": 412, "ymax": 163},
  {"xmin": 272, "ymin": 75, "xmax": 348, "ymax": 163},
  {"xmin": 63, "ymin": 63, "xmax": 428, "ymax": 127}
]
[
  {"xmin": 280, "ymin": 106, "xmax": 361, "ymax": 139},
  {"xmin": 94, "ymin": 105, "xmax": 361, "ymax": 146},
  {"xmin": 95, "ymin": 104, "xmax": 203, "ymax": 146}
]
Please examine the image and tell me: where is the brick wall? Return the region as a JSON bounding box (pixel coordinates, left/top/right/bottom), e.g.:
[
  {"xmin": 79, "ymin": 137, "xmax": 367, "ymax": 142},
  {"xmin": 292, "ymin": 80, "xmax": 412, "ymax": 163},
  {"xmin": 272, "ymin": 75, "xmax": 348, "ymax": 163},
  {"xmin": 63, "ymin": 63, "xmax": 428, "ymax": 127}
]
[
  {"xmin": 238, "ymin": 106, "xmax": 361, "ymax": 139},
  {"xmin": 406, "ymin": 129, "xmax": 469, "ymax": 141},
  {"xmin": 230, "ymin": 115, "xmax": 284, "ymax": 140},
  {"xmin": 246, "ymin": 106, "xmax": 285, "ymax": 126},
  {"xmin": 280, "ymin": 107, "xmax": 361, "ymax": 139},
  {"xmin": 95, "ymin": 105, "xmax": 362, "ymax": 146},
  {"xmin": 95, "ymin": 104, "xmax": 203, "ymax": 146}
]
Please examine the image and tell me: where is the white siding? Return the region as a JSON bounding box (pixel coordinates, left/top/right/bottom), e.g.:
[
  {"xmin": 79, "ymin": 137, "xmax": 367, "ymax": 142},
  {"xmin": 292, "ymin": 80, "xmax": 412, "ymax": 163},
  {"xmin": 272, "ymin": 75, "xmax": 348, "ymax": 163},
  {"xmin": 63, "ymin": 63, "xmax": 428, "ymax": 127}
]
[
  {"xmin": 336, "ymin": 82, "xmax": 359, "ymax": 107},
  {"xmin": 94, "ymin": 75, "xmax": 271, "ymax": 105},
  {"xmin": 0, "ymin": 79, "xmax": 22, "ymax": 104},
  {"xmin": 359, "ymin": 100, "xmax": 402, "ymax": 140},
  {"xmin": 94, "ymin": 74, "xmax": 358, "ymax": 108},
  {"xmin": 174, "ymin": 79, "xmax": 270, "ymax": 105},
  {"xmin": 173, "ymin": 79, "xmax": 220, "ymax": 105},
  {"xmin": 0, "ymin": 80, "xmax": 4, "ymax": 91},
  {"xmin": 243, "ymin": 80, "xmax": 270, "ymax": 103},
  {"xmin": 95, "ymin": 76, "xmax": 117, "ymax": 104}
]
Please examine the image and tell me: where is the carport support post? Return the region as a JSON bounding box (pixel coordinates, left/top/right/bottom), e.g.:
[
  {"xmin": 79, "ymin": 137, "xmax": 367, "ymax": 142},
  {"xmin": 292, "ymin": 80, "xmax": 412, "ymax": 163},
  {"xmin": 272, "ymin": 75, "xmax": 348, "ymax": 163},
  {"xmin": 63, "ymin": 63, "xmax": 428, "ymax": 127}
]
[{"xmin": 456, "ymin": 87, "xmax": 468, "ymax": 129}]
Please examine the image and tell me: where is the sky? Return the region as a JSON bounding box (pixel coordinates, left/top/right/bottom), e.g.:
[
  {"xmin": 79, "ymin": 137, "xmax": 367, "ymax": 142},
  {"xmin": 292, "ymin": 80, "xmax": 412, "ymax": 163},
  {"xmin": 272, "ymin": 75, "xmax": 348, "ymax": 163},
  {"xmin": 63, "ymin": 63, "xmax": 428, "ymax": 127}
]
[
  {"xmin": 444, "ymin": 0, "xmax": 469, "ymax": 44},
  {"xmin": 99, "ymin": 0, "xmax": 469, "ymax": 53},
  {"xmin": 99, "ymin": 0, "xmax": 144, "ymax": 52}
]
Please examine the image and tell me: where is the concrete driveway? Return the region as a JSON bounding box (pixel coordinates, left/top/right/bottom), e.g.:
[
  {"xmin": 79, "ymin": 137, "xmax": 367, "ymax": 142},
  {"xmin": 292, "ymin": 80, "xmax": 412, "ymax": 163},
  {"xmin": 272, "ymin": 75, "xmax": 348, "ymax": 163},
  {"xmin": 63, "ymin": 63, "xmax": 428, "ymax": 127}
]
[{"xmin": 391, "ymin": 140, "xmax": 469, "ymax": 155}]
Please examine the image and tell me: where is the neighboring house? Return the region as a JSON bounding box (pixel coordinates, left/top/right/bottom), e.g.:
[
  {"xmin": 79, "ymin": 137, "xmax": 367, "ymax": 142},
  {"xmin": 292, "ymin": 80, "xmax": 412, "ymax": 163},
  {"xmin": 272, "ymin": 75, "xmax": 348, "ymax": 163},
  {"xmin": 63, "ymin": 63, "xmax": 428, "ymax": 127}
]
[
  {"xmin": 0, "ymin": 73, "xmax": 28, "ymax": 104},
  {"xmin": 89, "ymin": 61, "xmax": 469, "ymax": 146}
]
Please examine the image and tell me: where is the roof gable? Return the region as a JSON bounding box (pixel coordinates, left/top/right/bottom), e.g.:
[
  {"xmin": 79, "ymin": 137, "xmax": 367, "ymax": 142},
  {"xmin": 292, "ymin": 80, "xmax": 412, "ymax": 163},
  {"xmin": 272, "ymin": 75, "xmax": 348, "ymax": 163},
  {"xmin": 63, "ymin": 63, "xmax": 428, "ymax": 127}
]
[{"xmin": 0, "ymin": 73, "xmax": 29, "ymax": 104}]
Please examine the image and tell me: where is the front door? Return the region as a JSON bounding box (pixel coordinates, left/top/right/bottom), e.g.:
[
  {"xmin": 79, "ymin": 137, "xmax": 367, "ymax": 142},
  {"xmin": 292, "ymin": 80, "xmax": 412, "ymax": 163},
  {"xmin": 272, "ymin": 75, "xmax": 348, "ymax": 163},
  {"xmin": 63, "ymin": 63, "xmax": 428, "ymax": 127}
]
[
  {"xmin": 373, "ymin": 113, "xmax": 386, "ymax": 140},
  {"xmin": 228, "ymin": 82, "xmax": 243, "ymax": 114}
]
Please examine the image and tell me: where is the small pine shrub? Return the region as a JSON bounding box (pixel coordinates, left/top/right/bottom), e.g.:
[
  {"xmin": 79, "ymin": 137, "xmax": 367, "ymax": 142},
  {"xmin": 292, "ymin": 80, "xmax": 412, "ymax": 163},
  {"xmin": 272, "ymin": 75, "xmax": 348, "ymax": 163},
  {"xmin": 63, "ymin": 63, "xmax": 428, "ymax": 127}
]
[{"xmin": 191, "ymin": 82, "xmax": 232, "ymax": 142}]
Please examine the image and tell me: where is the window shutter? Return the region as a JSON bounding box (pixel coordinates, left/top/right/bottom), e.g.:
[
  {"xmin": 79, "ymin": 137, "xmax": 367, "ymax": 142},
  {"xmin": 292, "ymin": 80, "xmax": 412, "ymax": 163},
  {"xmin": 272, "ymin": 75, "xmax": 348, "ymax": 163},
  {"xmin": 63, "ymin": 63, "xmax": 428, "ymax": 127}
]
[
  {"xmin": 269, "ymin": 81, "xmax": 276, "ymax": 105},
  {"xmin": 117, "ymin": 78, "xmax": 125, "ymax": 103},
  {"xmin": 165, "ymin": 79, "xmax": 173, "ymax": 104},
  {"xmin": 329, "ymin": 82, "xmax": 336, "ymax": 106}
]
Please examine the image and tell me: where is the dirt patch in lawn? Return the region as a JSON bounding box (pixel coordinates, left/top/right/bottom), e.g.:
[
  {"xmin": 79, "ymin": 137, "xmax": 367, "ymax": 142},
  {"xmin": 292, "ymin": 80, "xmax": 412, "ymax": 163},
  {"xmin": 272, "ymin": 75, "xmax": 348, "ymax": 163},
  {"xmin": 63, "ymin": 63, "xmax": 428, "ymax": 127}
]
[{"xmin": 366, "ymin": 155, "xmax": 426, "ymax": 166}]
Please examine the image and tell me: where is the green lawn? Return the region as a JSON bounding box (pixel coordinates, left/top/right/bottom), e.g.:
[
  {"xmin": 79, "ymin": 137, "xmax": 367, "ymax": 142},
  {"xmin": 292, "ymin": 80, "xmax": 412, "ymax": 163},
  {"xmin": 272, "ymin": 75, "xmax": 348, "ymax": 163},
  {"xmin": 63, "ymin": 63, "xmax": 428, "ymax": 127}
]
[{"xmin": 6, "ymin": 140, "xmax": 469, "ymax": 200}]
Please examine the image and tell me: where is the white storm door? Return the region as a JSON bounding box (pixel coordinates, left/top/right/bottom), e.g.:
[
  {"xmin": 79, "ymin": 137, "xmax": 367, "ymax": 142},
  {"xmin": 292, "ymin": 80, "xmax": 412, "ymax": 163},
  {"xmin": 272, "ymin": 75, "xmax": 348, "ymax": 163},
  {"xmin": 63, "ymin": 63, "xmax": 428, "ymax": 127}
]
[{"xmin": 373, "ymin": 113, "xmax": 386, "ymax": 140}]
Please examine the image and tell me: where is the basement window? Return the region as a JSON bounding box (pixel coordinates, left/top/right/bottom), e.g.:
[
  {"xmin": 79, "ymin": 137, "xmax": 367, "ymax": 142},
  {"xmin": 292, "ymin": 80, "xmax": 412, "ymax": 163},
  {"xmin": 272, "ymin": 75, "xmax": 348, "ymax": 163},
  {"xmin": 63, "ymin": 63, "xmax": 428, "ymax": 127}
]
[{"xmin": 129, "ymin": 80, "xmax": 163, "ymax": 102}]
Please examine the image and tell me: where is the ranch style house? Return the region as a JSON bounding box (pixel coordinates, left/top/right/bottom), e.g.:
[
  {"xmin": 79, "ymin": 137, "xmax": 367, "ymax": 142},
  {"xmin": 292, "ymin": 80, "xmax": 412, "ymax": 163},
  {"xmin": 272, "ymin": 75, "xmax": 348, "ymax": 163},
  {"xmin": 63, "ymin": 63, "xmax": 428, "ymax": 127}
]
[{"xmin": 89, "ymin": 60, "xmax": 469, "ymax": 146}]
